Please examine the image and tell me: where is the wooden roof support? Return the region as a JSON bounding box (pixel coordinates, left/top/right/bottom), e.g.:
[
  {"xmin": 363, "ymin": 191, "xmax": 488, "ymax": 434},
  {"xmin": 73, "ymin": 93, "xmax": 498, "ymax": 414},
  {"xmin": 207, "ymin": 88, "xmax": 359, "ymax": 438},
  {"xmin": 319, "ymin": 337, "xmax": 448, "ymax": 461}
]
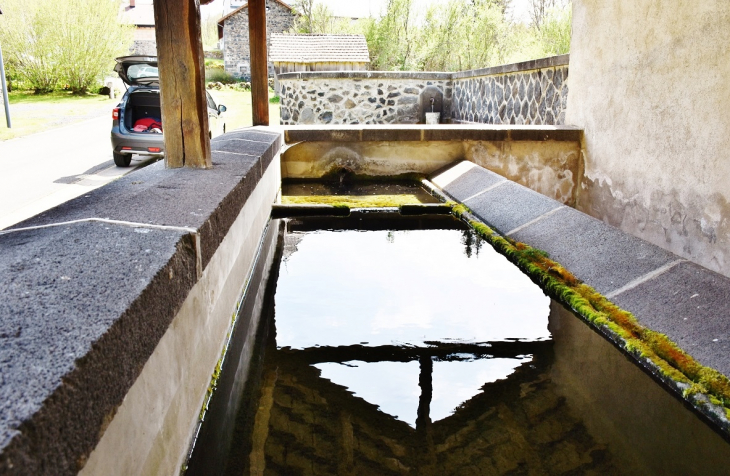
[
  {"xmin": 153, "ymin": 0, "xmax": 212, "ymax": 168},
  {"xmin": 248, "ymin": 0, "xmax": 269, "ymax": 126}
]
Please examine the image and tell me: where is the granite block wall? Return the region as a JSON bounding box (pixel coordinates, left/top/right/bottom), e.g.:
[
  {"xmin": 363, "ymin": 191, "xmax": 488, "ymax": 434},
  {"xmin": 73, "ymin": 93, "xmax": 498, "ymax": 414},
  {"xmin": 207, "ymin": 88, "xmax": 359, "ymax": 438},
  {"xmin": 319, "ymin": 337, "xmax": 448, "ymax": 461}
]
[
  {"xmin": 451, "ymin": 55, "xmax": 569, "ymax": 125},
  {"xmin": 278, "ymin": 73, "xmax": 452, "ymax": 125}
]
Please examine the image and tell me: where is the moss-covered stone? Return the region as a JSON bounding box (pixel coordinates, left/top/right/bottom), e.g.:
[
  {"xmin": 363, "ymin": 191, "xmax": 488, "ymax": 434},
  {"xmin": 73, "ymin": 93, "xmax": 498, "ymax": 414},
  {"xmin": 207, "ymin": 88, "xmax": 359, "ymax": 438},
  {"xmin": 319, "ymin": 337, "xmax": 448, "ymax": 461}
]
[{"xmin": 448, "ymin": 205, "xmax": 730, "ymax": 419}]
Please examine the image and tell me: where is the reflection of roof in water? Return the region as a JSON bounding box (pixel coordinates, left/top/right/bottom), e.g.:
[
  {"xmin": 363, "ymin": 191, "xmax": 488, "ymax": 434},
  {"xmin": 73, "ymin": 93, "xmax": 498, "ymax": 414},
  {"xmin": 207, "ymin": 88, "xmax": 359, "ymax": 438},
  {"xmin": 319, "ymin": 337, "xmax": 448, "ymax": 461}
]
[{"xmin": 238, "ymin": 341, "xmax": 621, "ymax": 475}]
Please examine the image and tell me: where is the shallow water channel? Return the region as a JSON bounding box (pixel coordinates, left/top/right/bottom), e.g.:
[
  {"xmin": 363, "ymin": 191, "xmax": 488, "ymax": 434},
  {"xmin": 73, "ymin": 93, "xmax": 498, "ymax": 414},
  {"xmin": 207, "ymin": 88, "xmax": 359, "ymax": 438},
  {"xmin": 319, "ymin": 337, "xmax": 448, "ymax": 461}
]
[{"xmin": 187, "ymin": 214, "xmax": 730, "ymax": 475}]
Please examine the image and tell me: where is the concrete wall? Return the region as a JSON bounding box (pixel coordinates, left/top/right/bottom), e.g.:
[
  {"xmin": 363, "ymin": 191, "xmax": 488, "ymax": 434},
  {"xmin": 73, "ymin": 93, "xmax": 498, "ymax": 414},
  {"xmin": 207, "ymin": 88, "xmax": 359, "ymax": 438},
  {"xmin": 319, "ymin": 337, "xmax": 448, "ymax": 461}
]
[
  {"xmin": 566, "ymin": 1, "xmax": 730, "ymax": 277},
  {"xmin": 223, "ymin": 0, "xmax": 295, "ymax": 78},
  {"xmin": 282, "ymin": 126, "xmax": 582, "ymax": 205}
]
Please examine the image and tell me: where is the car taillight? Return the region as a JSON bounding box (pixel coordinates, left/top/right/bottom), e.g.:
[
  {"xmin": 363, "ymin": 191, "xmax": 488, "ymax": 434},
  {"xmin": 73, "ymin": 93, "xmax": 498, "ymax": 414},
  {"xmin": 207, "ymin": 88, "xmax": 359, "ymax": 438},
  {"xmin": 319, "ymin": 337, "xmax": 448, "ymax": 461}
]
[
  {"xmin": 112, "ymin": 108, "xmax": 120, "ymax": 120},
  {"xmin": 148, "ymin": 147, "xmax": 161, "ymax": 153},
  {"xmin": 122, "ymin": 147, "xmax": 132, "ymax": 150}
]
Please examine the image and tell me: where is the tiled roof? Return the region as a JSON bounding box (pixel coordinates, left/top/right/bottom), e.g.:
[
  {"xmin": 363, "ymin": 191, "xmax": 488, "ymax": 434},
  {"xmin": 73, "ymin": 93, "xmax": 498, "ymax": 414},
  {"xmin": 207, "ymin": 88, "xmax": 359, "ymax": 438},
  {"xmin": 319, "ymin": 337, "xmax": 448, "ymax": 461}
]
[{"xmin": 270, "ymin": 34, "xmax": 371, "ymax": 63}]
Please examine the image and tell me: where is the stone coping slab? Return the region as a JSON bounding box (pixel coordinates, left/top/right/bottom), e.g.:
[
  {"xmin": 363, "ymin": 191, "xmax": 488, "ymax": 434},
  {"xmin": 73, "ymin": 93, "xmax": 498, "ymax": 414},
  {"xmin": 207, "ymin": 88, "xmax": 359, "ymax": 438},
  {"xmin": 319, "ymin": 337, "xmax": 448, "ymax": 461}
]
[
  {"xmin": 431, "ymin": 160, "xmax": 730, "ymax": 377},
  {"xmin": 12, "ymin": 128, "xmax": 281, "ymax": 270},
  {"xmin": 451, "ymin": 54, "xmax": 570, "ymax": 80},
  {"xmin": 611, "ymin": 261, "xmax": 730, "ymax": 377},
  {"xmin": 276, "ymin": 56, "xmax": 569, "ymax": 83},
  {"xmin": 284, "ymin": 124, "xmax": 582, "ymax": 144},
  {"xmin": 0, "ymin": 127, "xmax": 281, "ymax": 473},
  {"xmin": 277, "ymin": 71, "xmax": 454, "ymax": 81}
]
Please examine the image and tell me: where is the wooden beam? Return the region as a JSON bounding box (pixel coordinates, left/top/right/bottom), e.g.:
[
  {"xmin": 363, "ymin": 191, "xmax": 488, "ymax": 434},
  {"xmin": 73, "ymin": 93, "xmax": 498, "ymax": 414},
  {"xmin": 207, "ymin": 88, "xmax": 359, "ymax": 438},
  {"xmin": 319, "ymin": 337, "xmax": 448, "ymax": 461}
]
[
  {"xmin": 248, "ymin": 0, "xmax": 269, "ymax": 126},
  {"xmin": 153, "ymin": 0, "xmax": 212, "ymax": 168}
]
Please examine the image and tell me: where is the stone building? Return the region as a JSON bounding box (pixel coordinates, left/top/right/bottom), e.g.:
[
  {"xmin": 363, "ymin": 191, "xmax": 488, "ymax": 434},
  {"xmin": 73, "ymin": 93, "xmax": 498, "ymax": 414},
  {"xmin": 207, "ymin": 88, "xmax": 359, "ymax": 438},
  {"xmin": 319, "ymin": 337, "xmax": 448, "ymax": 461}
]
[
  {"xmin": 119, "ymin": 0, "xmax": 157, "ymax": 56},
  {"xmin": 217, "ymin": 0, "xmax": 296, "ymax": 79}
]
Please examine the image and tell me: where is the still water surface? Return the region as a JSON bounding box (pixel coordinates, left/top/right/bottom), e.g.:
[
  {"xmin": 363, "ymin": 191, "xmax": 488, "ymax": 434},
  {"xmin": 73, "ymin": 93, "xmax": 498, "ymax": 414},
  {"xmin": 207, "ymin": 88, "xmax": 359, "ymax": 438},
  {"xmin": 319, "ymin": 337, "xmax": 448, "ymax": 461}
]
[{"xmin": 188, "ymin": 216, "xmax": 730, "ymax": 475}]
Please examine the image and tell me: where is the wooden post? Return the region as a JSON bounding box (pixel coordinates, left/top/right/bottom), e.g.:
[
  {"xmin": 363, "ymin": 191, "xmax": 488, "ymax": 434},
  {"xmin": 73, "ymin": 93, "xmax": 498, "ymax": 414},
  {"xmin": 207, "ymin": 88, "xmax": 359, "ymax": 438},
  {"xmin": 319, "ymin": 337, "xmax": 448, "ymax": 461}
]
[
  {"xmin": 248, "ymin": 0, "xmax": 269, "ymax": 126},
  {"xmin": 153, "ymin": 0, "xmax": 212, "ymax": 168}
]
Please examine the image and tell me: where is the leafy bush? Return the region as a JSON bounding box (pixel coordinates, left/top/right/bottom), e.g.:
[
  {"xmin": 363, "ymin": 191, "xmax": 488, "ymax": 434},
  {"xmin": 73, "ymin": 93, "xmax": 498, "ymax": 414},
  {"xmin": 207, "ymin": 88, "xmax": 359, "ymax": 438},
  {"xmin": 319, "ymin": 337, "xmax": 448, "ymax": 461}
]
[
  {"xmin": 205, "ymin": 68, "xmax": 238, "ymax": 84},
  {"xmin": 0, "ymin": 0, "xmax": 133, "ymax": 94}
]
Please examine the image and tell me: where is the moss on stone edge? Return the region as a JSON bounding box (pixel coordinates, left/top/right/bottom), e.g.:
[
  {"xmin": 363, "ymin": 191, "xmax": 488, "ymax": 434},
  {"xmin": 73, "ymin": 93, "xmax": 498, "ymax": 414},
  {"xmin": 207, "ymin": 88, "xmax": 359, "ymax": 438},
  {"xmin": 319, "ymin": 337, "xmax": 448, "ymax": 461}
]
[
  {"xmin": 281, "ymin": 194, "xmax": 423, "ymax": 208},
  {"xmin": 451, "ymin": 205, "xmax": 730, "ymax": 421}
]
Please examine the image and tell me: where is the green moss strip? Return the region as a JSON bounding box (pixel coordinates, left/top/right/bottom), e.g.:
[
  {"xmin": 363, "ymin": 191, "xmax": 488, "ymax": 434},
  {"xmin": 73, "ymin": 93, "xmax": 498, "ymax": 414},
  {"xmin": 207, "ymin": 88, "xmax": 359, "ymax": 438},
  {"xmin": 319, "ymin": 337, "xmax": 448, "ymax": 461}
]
[
  {"xmin": 450, "ymin": 205, "xmax": 730, "ymax": 420},
  {"xmin": 281, "ymin": 194, "xmax": 423, "ymax": 208}
]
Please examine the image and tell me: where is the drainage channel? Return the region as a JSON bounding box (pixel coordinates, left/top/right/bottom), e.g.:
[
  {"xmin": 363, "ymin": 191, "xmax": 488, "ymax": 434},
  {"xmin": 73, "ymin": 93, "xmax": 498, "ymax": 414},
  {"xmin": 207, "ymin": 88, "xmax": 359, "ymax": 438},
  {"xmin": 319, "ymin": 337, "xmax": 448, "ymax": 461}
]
[{"xmin": 185, "ymin": 183, "xmax": 730, "ymax": 475}]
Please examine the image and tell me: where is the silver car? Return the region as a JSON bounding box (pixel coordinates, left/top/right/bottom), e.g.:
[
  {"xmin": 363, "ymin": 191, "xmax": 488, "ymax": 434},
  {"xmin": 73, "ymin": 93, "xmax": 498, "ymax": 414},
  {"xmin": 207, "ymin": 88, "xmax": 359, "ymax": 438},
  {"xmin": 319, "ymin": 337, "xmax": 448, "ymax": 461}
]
[{"xmin": 111, "ymin": 56, "xmax": 227, "ymax": 167}]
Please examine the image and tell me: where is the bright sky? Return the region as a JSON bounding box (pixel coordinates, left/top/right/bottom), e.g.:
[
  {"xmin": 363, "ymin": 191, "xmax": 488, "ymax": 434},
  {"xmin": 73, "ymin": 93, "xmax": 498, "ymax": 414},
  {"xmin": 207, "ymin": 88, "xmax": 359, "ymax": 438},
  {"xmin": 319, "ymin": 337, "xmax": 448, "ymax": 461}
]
[{"xmin": 202, "ymin": 0, "xmax": 533, "ymax": 24}]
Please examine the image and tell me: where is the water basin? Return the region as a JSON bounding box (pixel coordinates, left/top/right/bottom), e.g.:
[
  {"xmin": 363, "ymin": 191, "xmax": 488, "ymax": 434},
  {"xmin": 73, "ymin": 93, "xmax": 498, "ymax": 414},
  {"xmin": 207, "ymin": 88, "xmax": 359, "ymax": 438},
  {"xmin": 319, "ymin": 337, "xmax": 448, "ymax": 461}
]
[{"xmin": 186, "ymin": 214, "xmax": 730, "ymax": 475}]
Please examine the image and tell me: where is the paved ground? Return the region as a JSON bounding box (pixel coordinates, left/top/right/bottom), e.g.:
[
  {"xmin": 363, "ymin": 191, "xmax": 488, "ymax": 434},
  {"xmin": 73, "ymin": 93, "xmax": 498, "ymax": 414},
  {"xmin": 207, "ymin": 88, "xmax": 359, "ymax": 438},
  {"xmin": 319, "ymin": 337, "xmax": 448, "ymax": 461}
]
[{"xmin": 0, "ymin": 115, "xmax": 154, "ymax": 229}]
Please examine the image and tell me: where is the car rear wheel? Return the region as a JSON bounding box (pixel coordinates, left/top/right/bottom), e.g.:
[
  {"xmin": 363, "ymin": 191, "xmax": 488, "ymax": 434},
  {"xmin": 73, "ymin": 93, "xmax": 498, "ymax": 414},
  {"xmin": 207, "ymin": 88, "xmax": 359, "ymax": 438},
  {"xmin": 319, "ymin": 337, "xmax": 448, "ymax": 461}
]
[{"xmin": 113, "ymin": 151, "xmax": 132, "ymax": 167}]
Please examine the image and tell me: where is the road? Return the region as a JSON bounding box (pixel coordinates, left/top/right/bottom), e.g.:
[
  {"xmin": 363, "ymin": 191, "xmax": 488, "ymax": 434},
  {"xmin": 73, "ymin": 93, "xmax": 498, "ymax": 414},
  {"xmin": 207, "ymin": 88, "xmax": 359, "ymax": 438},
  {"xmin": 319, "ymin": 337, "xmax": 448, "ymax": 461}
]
[{"xmin": 0, "ymin": 115, "xmax": 154, "ymax": 229}]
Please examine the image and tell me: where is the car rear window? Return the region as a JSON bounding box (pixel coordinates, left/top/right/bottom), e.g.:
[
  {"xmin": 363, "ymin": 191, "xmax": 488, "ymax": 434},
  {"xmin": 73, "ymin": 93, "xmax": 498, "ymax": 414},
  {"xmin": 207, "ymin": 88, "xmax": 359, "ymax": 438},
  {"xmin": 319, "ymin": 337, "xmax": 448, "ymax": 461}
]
[{"xmin": 127, "ymin": 64, "xmax": 158, "ymax": 81}]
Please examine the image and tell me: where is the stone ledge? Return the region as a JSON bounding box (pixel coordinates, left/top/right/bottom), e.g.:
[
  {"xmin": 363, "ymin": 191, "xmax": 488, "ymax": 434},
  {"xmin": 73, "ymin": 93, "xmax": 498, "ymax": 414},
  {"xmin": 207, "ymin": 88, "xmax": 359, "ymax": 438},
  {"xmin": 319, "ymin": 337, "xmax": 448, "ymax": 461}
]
[
  {"xmin": 430, "ymin": 160, "xmax": 730, "ymax": 377},
  {"xmin": 284, "ymin": 125, "xmax": 582, "ymax": 144},
  {"xmin": 277, "ymin": 71, "xmax": 454, "ymax": 81},
  {"xmin": 0, "ymin": 127, "xmax": 282, "ymax": 474},
  {"xmin": 451, "ymin": 54, "xmax": 570, "ymax": 80}
]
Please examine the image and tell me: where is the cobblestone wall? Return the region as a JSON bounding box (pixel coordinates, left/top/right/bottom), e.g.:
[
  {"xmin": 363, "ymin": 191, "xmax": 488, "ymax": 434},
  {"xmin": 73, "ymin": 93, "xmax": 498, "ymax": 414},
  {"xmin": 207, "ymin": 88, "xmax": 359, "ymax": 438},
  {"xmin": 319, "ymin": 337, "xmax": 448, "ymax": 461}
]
[
  {"xmin": 452, "ymin": 55, "xmax": 569, "ymax": 125},
  {"xmin": 279, "ymin": 56, "xmax": 569, "ymax": 125},
  {"xmin": 222, "ymin": 0, "xmax": 295, "ymax": 78},
  {"xmin": 278, "ymin": 73, "xmax": 452, "ymax": 125}
]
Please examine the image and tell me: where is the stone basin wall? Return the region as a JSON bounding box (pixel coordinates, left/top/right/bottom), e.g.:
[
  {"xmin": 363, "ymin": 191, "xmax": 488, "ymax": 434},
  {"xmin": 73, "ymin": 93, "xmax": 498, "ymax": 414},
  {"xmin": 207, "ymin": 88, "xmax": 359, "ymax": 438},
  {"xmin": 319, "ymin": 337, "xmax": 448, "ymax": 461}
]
[
  {"xmin": 451, "ymin": 55, "xmax": 569, "ymax": 125},
  {"xmin": 277, "ymin": 56, "xmax": 568, "ymax": 126},
  {"xmin": 278, "ymin": 72, "xmax": 453, "ymax": 125}
]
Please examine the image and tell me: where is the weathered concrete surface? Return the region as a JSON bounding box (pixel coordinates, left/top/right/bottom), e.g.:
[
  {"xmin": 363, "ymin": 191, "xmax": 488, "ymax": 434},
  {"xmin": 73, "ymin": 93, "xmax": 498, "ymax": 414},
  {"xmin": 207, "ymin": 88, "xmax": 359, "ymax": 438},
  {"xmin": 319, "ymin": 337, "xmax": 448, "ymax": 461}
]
[
  {"xmin": 0, "ymin": 127, "xmax": 282, "ymax": 474},
  {"xmin": 282, "ymin": 141, "xmax": 464, "ymax": 179},
  {"xmin": 465, "ymin": 140, "xmax": 581, "ymax": 205},
  {"xmin": 431, "ymin": 162, "xmax": 730, "ymax": 378},
  {"xmin": 567, "ymin": 1, "xmax": 730, "ymax": 277},
  {"xmin": 283, "ymin": 126, "xmax": 581, "ymax": 203}
]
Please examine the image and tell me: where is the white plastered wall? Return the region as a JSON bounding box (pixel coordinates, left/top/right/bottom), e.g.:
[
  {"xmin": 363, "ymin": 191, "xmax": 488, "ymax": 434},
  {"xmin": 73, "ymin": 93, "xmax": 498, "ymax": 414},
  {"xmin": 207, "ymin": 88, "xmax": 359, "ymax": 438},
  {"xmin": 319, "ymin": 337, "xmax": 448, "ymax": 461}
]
[{"xmin": 566, "ymin": 0, "xmax": 730, "ymax": 276}]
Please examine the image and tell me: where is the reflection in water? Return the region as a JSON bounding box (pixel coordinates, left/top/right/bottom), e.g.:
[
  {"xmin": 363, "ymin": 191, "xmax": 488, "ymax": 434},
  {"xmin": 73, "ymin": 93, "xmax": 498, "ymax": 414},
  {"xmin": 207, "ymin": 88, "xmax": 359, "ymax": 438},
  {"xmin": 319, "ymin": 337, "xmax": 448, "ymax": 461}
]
[
  {"xmin": 191, "ymin": 216, "xmax": 730, "ymax": 475},
  {"xmin": 274, "ymin": 228, "xmax": 551, "ymax": 349},
  {"xmin": 461, "ymin": 228, "xmax": 484, "ymax": 258}
]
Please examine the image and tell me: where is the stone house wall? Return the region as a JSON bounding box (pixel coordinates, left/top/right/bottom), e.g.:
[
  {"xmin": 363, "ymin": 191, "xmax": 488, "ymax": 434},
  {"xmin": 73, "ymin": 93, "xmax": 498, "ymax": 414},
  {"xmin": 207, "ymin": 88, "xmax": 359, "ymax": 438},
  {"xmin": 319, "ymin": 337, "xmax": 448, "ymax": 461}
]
[
  {"xmin": 222, "ymin": 0, "xmax": 295, "ymax": 78},
  {"xmin": 128, "ymin": 26, "xmax": 157, "ymax": 56},
  {"xmin": 451, "ymin": 55, "xmax": 569, "ymax": 125},
  {"xmin": 278, "ymin": 72, "xmax": 453, "ymax": 125},
  {"xmin": 278, "ymin": 56, "xmax": 568, "ymax": 125}
]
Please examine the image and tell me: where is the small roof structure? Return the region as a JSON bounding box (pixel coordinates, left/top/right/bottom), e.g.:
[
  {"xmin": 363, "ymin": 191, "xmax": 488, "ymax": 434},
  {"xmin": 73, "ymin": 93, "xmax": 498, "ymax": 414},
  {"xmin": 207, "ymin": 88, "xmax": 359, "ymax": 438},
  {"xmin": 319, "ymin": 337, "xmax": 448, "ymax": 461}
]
[{"xmin": 270, "ymin": 34, "xmax": 370, "ymax": 64}]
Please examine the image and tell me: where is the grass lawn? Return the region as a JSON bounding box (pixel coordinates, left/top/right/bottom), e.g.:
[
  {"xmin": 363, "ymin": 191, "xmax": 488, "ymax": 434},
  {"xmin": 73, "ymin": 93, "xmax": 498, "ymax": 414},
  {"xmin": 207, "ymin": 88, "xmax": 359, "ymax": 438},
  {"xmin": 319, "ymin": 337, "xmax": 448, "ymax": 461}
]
[
  {"xmin": 206, "ymin": 89, "xmax": 281, "ymax": 131},
  {"xmin": 0, "ymin": 88, "xmax": 280, "ymax": 141},
  {"xmin": 0, "ymin": 90, "xmax": 118, "ymax": 141}
]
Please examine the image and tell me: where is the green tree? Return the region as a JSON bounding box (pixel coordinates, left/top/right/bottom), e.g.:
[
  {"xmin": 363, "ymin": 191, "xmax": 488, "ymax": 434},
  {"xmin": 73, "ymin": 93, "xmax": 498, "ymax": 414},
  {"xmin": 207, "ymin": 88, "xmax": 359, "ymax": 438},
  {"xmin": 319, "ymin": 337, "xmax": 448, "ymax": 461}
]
[
  {"xmin": 0, "ymin": 0, "xmax": 133, "ymax": 94},
  {"xmin": 417, "ymin": 0, "xmax": 509, "ymax": 71},
  {"xmin": 537, "ymin": 3, "xmax": 571, "ymax": 55},
  {"xmin": 0, "ymin": 0, "xmax": 61, "ymax": 93},
  {"xmin": 56, "ymin": 0, "xmax": 134, "ymax": 94},
  {"xmin": 364, "ymin": 0, "xmax": 418, "ymax": 70}
]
